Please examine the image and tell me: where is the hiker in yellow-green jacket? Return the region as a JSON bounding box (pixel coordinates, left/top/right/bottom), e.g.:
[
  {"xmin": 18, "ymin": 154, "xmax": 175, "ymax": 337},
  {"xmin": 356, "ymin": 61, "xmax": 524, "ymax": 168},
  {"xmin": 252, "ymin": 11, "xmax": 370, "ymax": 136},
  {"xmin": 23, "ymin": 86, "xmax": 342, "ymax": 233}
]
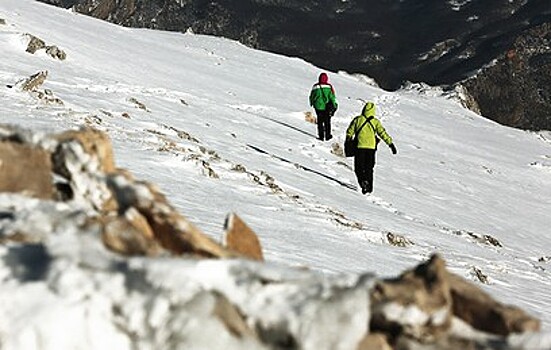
[{"xmin": 346, "ymin": 102, "xmax": 397, "ymax": 194}]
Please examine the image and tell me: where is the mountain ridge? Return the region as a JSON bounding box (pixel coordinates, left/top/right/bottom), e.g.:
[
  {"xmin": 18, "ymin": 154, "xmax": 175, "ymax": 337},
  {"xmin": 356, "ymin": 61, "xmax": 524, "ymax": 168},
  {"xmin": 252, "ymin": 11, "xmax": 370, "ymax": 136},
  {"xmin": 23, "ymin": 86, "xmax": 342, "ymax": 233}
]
[{"xmin": 37, "ymin": 0, "xmax": 551, "ymax": 130}]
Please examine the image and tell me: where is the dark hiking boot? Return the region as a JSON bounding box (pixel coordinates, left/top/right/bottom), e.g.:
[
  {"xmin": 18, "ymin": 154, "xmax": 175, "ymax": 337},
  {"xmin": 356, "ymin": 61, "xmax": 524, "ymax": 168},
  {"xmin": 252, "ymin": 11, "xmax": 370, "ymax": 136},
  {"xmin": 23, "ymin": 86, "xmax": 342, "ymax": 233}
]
[
  {"xmin": 361, "ymin": 181, "xmax": 369, "ymax": 194},
  {"xmin": 326, "ymin": 135, "xmax": 333, "ymax": 141}
]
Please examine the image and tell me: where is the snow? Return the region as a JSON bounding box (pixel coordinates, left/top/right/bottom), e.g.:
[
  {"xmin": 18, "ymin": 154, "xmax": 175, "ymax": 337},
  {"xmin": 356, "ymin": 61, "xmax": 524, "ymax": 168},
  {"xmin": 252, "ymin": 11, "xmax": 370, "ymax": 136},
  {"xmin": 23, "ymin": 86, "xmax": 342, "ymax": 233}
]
[{"xmin": 0, "ymin": 0, "xmax": 550, "ymax": 347}]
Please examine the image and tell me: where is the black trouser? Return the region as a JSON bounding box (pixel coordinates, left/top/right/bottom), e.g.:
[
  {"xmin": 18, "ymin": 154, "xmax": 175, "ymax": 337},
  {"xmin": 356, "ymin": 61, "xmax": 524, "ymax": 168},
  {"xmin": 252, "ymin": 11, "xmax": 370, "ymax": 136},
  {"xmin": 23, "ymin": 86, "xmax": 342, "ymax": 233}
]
[
  {"xmin": 354, "ymin": 148, "xmax": 376, "ymax": 191},
  {"xmin": 315, "ymin": 109, "xmax": 332, "ymax": 140}
]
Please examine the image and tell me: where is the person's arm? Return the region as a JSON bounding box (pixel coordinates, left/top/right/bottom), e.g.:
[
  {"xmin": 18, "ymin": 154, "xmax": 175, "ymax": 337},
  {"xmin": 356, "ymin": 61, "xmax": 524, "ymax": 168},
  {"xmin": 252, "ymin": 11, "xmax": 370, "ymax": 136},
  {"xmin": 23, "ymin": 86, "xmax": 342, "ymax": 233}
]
[
  {"xmin": 328, "ymin": 89, "xmax": 338, "ymax": 109},
  {"xmin": 346, "ymin": 118, "xmax": 357, "ymax": 140},
  {"xmin": 374, "ymin": 119, "xmax": 393, "ymax": 145},
  {"xmin": 374, "ymin": 119, "xmax": 397, "ymax": 154}
]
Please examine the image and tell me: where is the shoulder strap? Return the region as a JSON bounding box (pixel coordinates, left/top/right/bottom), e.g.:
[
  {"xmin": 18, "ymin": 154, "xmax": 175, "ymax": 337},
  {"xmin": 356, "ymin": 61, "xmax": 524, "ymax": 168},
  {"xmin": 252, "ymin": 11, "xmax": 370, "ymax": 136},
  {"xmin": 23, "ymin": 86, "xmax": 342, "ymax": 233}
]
[{"xmin": 354, "ymin": 116, "xmax": 373, "ymax": 138}]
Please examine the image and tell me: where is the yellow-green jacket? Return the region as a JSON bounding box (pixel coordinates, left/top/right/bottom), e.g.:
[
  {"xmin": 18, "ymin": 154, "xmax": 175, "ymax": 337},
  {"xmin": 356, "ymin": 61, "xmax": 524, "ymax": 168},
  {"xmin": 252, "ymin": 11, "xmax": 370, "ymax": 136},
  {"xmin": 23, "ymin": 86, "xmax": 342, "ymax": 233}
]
[{"xmin": 346, "ymin": 102, "xmax": 393, "ymax": 149}]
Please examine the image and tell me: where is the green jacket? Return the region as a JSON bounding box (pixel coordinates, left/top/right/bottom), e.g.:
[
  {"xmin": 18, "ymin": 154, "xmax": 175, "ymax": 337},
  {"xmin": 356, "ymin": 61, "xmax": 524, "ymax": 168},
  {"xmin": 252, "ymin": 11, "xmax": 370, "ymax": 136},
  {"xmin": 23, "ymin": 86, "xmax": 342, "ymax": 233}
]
[
  {"xmin": 346, "ymin": 102, "xmax": 393, "ymax": 149},
  {"xmin": 309, "ymin": 83, "xmax": 338, "ymax": 111}
]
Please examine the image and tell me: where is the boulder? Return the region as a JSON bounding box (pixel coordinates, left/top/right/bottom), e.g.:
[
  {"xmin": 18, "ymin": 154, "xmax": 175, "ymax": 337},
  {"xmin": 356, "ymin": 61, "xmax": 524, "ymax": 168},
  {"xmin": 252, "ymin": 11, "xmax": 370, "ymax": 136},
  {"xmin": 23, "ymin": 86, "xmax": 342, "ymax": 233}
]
[
  {"xmin": 370, "ymin": 255, "xmax": 452, "ymax": 341},
  {"xmin": 446, "ymin": 272, "xmax": 540, "ymax": 335},
  {"xmin": 108, "ymin": 175, "xmax": 235, "ymax": 258},
  {"xmin": 45, "ymin": 45, "xmax": 67, "ymax": 60},
  {"xmin": 102, "ymin": 207, "xmax": 163, "ymax": 256},
  {"xmin": 55, "ymin": 128, "xmax": 116, "ymax": 174},
  {"xmin": 371, "ymin": 254, "xmax": 541, "ymax": 346},
  {"xmin": 52, "ymin": 128, "xmax": 118, "ymax": 212},
  {"xmin": 20, "ymin": 71, "xmax": 48, "ymax": 91},
  {"xmin": 223, "ymin": 213, "xmax": 263, "ymax": 261},
  {"xmin": 24, "ymin": 34, "xmax": 45, "ymax": 54},
  {"xmin": 0, "ymin": 141, "xmax": 54, "ymax": 199}
]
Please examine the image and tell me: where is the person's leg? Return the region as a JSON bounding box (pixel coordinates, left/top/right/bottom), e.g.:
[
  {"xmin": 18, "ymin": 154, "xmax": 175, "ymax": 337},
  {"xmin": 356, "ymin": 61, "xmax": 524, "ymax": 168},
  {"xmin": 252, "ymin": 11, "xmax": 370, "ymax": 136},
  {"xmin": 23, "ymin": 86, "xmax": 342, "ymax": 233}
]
[
  {"xmin": 354, "ymin": 149, "xmax": 368, "ymax": 192},
  {"xmin": 365, "ymin": 150, "xmax": 376, "ymax": 193},
  {"xmin": 325, "ymin": 114, "xmax": 332, "ymax": 140},
  {"xmin": 315, "ymin": 110, "xmax": 325, "ymax": 140}
]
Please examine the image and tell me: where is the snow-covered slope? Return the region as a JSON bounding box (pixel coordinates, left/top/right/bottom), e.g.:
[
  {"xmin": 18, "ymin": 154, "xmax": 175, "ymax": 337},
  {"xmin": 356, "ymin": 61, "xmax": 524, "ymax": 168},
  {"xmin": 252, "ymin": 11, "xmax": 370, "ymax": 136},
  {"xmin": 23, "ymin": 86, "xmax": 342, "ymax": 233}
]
[{"xmin": 1, "ymin": 0, "xmax": 550, "ymax": 331}]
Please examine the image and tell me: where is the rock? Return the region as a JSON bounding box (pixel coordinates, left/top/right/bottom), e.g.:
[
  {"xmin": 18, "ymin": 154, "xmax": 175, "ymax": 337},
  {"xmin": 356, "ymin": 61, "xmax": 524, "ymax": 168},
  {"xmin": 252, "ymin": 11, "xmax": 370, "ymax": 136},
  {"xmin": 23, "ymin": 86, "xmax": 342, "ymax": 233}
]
[
  {"xmin": 304, "ymin": 111, "xmax": 316, "ymax": 124},
  {"xmin": 446, "ymin": 271, "xmax": 541, "ymax": 336},
  {"xmin": 24, "ymin": 34, "xmax": 45, "ymax": 54},
  {"xmin": 0, "ymin": 141, "xmax": 54, "ymax": 199},
  {"xmin": 102, "ymin": 207, "xmax": 163, "ymax": 256},
  {"xmin": 55, "ymin": 128, "xmax": 116, "ymax": 174},
  {"xmin": 371, "ymin": 254, "xmax": 541, "ymax": 342},
  {"xmin": 36, "ymin": 88, "xmax": 64, "ymax": 105},
  {"xmin": 23, "ymin": 33, "xmax": 67, "ymax": 60},
  {"xmin": 52, "ymin": 129, "xmax": 118, "ymax": 212},
  {"xmin": 20, "ymin": 71, "xmax": 48, "ymax": 91},
  {"xmin": 45, "ymin": 45, "xmax": 67, "ymax": 60},
  {"xmin": 462, "ymin": 23, "xmax": 551, "ymax": 130},
  {"xmin": 0, "ymin": 18, "xmax": 6, "ymax": 25},
  {"xmin": 331, "ymin": 142, "xmax": 344, "ymax": 157},
  {"xmin": 386, "ymin": 232, "xmax": 414, "ymax": 247},
  {"xmin": 223, "ymin": 213, "xmax": 263, "ymax": 261},
  {"xmin": 370, "ymin": 255, "xmax": 452, "ymax": 341},
  {"xmin": 357, "ymin": 333, "xmax": 392, "ymax": 350},
  {"xmin": 108, "ymin": 175, "xmax": 235, "ymax": 258}
]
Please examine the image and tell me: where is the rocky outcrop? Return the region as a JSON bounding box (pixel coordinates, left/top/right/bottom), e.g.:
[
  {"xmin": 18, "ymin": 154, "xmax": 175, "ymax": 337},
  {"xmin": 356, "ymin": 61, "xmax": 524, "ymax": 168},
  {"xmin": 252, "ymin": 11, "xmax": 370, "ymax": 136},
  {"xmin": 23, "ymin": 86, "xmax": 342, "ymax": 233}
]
[
  {"xmin": 18, "ymin": 70, "xmax": 48, "ymax": 91},
  {"xmin": 9, "ymin": 71, "xmax": 64, "ymax": 105},
  {"xmin": 461, "ymin": 23, "xmax": 551, "ymax": 131},
  {"xmin": 371, "ymin": 255, "xmax": 542, "ymax": 348},
  {"xmin": 23, "ymin": 33, "xmax": 67, "ymax": 60},
  {"xmin": 0, "ymin": 125, "xmax": 548, "ymax": 349},
  {"xmin": 55, "ymin": 128, "xmax": 116, "ymax": 174},
  {"xmin": 0, "ymin": 124, "xmax": 236, "ymax": 258},
  {"xmin": 447, "ymin": 272, "xmax": 540, "ymax": 336}
]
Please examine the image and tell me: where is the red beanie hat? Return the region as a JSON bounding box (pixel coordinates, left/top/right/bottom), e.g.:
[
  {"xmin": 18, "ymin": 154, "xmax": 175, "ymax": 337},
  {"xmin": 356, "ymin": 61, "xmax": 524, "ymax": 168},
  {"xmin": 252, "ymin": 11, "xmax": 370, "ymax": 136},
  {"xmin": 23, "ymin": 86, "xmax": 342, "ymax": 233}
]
[{"xmin": 318, "ymin": 73, "xmax": 328, "ymax": 84}]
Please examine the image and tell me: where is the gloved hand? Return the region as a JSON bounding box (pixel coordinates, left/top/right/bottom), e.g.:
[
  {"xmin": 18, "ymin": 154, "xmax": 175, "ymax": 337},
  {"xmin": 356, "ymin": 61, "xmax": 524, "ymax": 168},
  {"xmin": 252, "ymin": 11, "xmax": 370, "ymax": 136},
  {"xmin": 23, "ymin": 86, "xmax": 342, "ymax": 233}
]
[{"xmin": 389, "ymin": 143, "xmax": 397, "ymax": 155}]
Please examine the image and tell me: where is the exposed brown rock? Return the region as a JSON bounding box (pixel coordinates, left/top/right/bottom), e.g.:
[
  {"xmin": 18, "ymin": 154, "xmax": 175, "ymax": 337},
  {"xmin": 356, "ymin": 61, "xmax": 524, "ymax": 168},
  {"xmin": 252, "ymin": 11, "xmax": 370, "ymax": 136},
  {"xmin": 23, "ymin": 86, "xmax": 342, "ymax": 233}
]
[
  {"xmin": 371, "ymin": 254, "xmax": 541, "ymax": 343},
  {"xmin": 357, "ymin": 333, "xmax": 392, "ymax": 350},
  {"xmin": 0, "ymin": 18, "xmax": 6, "ymax": 25},
  {"xmin": 110, "ymin": 178, "xmax": 234, "ymax": 258},
  {"xmin": 304, "ymin": 111, "xmax": 316, "ymax": 124},
  {"xmin": 45, "ymin": 45, "xmax": 67, "ymax": 60},
  {"xmin": 36, "ymin": 89, "xmax": 64, "ymax": 105},
  {"xmin": 223, "ymin": 213, "xmax": 263, "ymax": 261},
  {"xmin": 20, "ymin": 71, "xmax": 48, "ymax": 91},
  {"xmin": 55, "ymin": 128, "xmax": 116, "ymax": 174},
  {"xmin": 0, "ymin": 141, "xmax": 54, "ymax": 199},
  {"xmin": 25, "ymin": 34, "xmax": 45, "ymax": 54},
  {"xmin": 102, "ymin": 207, "xmax": 162, "ymax": 256},
  {"xmin": 446, "ymin": 271, "xmax": 540, "ymax": 336},
  {"xmin": 371, "ymin": 255, "xmax": 452, "ymax": 341},
  {"xmin": 386, "ymin": 232, "xmax": 414, "ymax": 247}
]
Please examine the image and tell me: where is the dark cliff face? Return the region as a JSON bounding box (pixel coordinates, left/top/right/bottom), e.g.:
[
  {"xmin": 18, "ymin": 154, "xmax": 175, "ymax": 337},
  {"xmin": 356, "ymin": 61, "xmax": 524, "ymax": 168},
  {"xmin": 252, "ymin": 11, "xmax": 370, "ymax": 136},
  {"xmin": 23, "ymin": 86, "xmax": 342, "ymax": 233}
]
[
  {"xmin": 38, "ymin": 0, "xmax": 551, "ymax": 130},
  {"xmin": 462, "ymin": 23, "xmax": 551, "ymax": 131}
]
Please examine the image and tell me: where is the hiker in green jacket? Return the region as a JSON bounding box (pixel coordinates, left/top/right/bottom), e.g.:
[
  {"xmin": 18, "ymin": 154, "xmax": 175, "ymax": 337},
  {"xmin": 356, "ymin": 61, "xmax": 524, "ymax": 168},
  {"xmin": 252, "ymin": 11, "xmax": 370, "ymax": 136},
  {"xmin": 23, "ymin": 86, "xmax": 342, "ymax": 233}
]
[
  {"xmin": 309, "ymin": 72, "xmax": 338, "ymax": 141},
  {"xmin": 346, "ymin": 102, "xmax": 397, "ymax": 194}
]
